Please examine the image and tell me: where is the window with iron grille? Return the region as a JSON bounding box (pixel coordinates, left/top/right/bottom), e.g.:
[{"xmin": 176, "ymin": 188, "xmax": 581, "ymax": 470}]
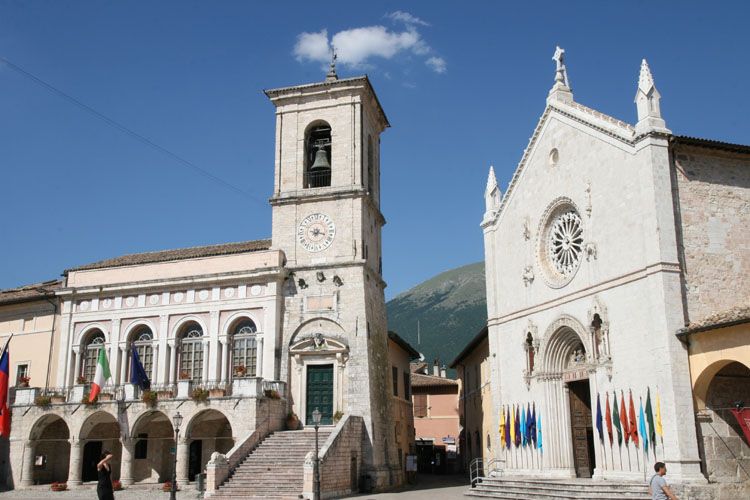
[
  {"xmin": 179, "ymin": 325, "xmax": 204, "ymax": 381},
  {"xmin": 82, "ymin": 332, "xmax": 105, "ymax": 383},
  {"xmin": 232, "ymin": 319, "xmax": 258, "ymax": 377}
]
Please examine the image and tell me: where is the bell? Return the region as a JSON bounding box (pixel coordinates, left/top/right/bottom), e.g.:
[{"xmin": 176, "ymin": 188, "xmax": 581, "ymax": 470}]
[{"xmin": 310, "ymin": 147, "xmax": 330, "ymax": 171}]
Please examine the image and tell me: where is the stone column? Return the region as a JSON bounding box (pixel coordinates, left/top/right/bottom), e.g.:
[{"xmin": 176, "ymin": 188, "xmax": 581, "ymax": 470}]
[
  {"xmin": 120, "ymin": 346, "xmax": 129, "ymax": 385},
  {"xmin": 202, "ymin": 340, "xmax": 210, "ymax": 382},
  {"xmin": 68, "ymin": 438, "xmax": 83, "ymax": 486},
  {"xmin": 120, "ymin": 437, "xmax": 135, "ymax": 485},
  {"xmin": 255, "ymin": 337, "xmax": 264, "ymax": 378},
  {"xmin": 168, "ymin": 341, "xmax": 177, "ymax": 385},
  {"xmin": 151, "ymin": 343, "xmax": 159, "ymax": 383},
  {"xmin": 220, "ymin": 340, "xmax": 229, "ymax": 383},
  {"xmin": 20, "ymin": 440, "xmax": 35, "ymax": 487},
  {"xmin": 176, "ymin": 438, "xmax": 190, "ymax": 485},
  {"xmin": 73, "ymin": 350, "xmax": 81, "ymax": 383}
]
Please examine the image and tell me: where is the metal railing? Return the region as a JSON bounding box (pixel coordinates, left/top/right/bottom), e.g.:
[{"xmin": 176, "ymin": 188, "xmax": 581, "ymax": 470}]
[
  {"xmin": 304, "ymin": 170, "xmax": 331, "ymax": 188},
  {"xmin": 469, "ymin": 457, "xmax": 503, "ymax": 487}
]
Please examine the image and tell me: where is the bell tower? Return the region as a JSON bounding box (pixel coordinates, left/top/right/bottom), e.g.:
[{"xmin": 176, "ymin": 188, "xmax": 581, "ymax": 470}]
[{"xmin": 265, "ymin": 71, "xmax": 397, "ymax": 486}]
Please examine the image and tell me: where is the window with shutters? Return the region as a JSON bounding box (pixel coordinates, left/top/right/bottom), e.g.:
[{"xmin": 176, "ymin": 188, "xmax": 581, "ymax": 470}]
[
  {"xmin": 178, "ymin": 323, "xmax": 204, "ymax": 381},
  {"xmin": 413, "ymin": 394, "xmax": 428, "ymax": 418},
  {"xmin": 82, "ymin": 331, "xmax": 105, "ymax": 383}
]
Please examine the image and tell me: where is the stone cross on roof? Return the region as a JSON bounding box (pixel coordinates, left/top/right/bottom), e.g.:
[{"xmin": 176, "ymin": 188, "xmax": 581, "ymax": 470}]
[{"xmin": 553, "ymin": 46, "xmax": 570, "ymax": 88}]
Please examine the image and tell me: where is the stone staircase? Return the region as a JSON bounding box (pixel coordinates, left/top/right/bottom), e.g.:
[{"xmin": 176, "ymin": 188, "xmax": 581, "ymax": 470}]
[
  {"xmin": 465, "ymin": 476, "xmax": 651, "ymax": 499},
  {"xmin": 211, "ymin": 428, "xmax": 333, "ymax": 500}
]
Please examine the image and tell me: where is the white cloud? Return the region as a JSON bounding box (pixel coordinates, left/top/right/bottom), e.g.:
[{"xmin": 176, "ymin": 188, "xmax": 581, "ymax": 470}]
[
  {"xmin": 426, "ymin": 56, "xmax": 447, "ymax": 74},
  {"xmin": 293, "ymin": 13, "xmax": 446, "ymax": 75},
  {"xmin": 386, "ymin": 11, "xmax": 430, "ymax": 27},
  {"xmin": 294, "ymin": 29, "xmax": 331, "ymax": 63}
]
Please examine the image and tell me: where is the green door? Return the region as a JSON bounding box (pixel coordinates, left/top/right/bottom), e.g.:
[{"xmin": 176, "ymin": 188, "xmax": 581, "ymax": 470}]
[{"xmin": 306, "ymin": 364, "xmax": 334, "ymax": 425}]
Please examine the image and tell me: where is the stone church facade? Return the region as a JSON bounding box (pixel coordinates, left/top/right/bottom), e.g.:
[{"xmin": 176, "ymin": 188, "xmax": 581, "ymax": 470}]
[
  {"xmin": 482, "ymin": 48, "xmax": 749, "ymax": 487},
  {"xmin": 7, "ymin": 70, "xmax": 401, "ymax": 492}
]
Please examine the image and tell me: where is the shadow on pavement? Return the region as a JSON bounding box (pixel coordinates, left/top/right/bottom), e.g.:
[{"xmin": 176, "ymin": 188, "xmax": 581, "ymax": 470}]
[{"xmin": 343, "ymin": 473, "xmax": 470, "ymax": 499}]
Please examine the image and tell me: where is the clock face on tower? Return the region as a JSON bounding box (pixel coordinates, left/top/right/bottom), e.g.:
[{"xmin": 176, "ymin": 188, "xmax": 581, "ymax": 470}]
[{"xmin": 297, "ymin": 213, "xmax": 336, "ymax": 253}]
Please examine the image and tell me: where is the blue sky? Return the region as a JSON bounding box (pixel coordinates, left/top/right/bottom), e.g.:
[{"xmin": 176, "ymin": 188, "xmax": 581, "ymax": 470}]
[{"xmin": 1, "ymin": 1, "xmax": 748, "ymax": 298}]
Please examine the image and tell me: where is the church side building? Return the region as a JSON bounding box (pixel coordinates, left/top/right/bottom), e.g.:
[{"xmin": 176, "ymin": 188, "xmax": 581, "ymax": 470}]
[
  {"xmin": 5, "ymin": 68, "xmax": 401, "ymax": 495},
  {"xmin": 482, "ymin": 47, "xmax": 749, "ymax": 491}
]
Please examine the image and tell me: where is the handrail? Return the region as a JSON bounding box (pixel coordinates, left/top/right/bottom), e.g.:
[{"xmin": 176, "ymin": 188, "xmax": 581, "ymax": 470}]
[{"xmin": 469, "ymin": 457, "xmax": 503, "ymax": 487}]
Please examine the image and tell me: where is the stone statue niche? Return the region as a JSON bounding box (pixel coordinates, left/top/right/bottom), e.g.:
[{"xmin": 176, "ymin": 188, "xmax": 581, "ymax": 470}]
[{"xmin": 590, "ymin": 313, "xmax": 610, "ymax": 362}]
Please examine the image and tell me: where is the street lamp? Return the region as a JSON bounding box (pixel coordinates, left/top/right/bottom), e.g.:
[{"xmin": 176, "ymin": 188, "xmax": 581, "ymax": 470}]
[
  {"xmin": 171, "ymin": 411, "xmax": 184, "ymax": 500},
  {"xmin": 312, "ymin": 407, "xmax": 322, "ymax": 500}
]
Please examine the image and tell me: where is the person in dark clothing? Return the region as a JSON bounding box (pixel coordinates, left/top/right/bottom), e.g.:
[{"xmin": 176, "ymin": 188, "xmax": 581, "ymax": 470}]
[{"xmin": 96, "ymin": 450, "xmax": 115, "ymax": 500}]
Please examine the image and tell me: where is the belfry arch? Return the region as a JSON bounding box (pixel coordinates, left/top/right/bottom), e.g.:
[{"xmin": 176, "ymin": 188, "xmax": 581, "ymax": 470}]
[{"xmin": 538, "ymin": 315, "xmax": 597, "ymax": 478}]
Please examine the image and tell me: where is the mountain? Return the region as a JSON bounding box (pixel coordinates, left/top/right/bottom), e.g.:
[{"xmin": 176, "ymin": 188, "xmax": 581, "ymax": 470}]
[{"xmin": 386, "ymin": 262, "xmax": 487, "ymax": 369}]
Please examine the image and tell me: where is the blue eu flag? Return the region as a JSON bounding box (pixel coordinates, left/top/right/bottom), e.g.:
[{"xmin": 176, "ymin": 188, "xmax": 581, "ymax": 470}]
[{"xmin": 130, "ymin": 347, "xmax": 151, "ymax": 390}]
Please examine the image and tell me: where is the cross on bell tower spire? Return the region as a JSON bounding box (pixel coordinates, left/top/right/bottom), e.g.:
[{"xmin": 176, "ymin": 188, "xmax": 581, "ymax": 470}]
[{"xmin": 325, "ymin": 48, "xmax": 338, "ymax": 82}]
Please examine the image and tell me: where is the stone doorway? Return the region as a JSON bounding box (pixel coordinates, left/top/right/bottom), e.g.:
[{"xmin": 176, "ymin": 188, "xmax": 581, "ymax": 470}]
[
  {"xmin": 306, "ymin": 364, "xmax": 333, "ymax": 425},
  {"xmin": 567, "ymin": 379, "xmax": 595, "ymax": 478},
  {"xmin": 82, "ymin": 441, "xmax": 102, "ymax": 482}
]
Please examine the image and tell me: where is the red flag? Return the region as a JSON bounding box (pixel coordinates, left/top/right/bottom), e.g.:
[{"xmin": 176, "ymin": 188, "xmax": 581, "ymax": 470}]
[
  {"xmin": 620, "ymin": 390, "xmax": 630, "ymax": 445},
  {"xmin": 0, "ymin": 407, "xmax": 11, "ymax": 437},
  {"xmin": 629, "ymin": 390, "xmax": 639, "ymax": 447},
  {"xmin": 605, "ymin": 392, "xmax": 613, "ymax": 446},
  {"xmin": 0, "ymin": 346, "xmax": 9, "ymax": 411},
  {"xmin": 729, "ymin": 407, "xmax": 750, "ymax": 446}
]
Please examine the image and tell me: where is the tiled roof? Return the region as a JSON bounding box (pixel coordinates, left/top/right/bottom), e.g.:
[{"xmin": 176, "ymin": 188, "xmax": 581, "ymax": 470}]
[
  {"xmin": 671, "ymin": 136, "xmax": 750, "ymax": 154},
  {"xmin": 677, "ymin": 305, "xmax": 750, "ymax": 336},
  {"xmin": 65, "ymin": 239, "xmax": 273, "ymax": 273},
  {"xmin": 388, "ymin": 331, "xmax": 420, "ymax": 360},
  {"xmin": 450, "ymin": 326, "xmax": 488, "ymax": 368},
  {"xmin": 411, "ymin": 372, "xmax": 458, "ymax": 388},
  {"xmin": 0, "ymin": 280, "xmax": 63, "ymax": 306}
]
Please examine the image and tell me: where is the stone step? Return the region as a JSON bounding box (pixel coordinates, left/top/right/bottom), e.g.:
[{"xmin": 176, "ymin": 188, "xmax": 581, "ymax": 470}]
[{"xmin": 466, "ymin": 477, "xmax": 651, "ymax": 500}]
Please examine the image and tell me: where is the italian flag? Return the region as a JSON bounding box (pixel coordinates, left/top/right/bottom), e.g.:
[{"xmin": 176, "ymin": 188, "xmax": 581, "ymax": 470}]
[{"xmin": 89, "ymin": 348, "xmax": 111, "ymax": 402}]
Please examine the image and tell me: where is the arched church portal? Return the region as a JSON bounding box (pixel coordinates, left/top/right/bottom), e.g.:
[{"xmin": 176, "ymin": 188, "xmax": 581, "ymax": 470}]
[
  {"xmin": 540, "ymin": 318, "xmax": 597, "ymax": 478},
  {"xmin": 289, "ymin": 321, "xmax": 349, "ymax": 426}
]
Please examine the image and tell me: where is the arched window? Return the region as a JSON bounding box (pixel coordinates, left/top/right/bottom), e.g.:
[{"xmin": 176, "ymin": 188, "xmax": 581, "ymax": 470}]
[
  {"xmin": 82, "ymin": 331, "xmax": 105, "ymax": 383},
  {"xmin": 305, "ymin": 123, "xmax": 332, "ymax": 188},
  {"xmin": 178, "ymin": 323, "xmax": 204, "ymax": 381},
  {"xmin": 231, "ymin": 319, "xmax": 257, "ymax": 378},
  {"xmin": 129, "ymin": 326, "xmax": 154, "ymax": 379}
]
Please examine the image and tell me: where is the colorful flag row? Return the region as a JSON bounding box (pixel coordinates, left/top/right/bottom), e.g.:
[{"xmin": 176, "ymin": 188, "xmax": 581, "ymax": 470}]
[
  {"xmin": 498, "ymin": 402, "xmax": 542, "ymax": 451},
  {"xmin": 595, "ymin": 388, "xmax": 663, "ymax": 459}
]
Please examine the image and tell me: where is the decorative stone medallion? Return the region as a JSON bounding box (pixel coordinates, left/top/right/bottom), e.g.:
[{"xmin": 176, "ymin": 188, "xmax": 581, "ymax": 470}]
[
  {"xmin": 149, "ymin": 294, "xmax": 160, "ymax": 305},
  {"xmin": 224, "ymin": 287, "xmax": 235, "ymax": 298},
  {"xmin": 125, "ymin": 297, "xmax": 136, "ymax": 307},
  {"xmin": 250, "ymin": 285, "xmax": 262, "ymax": 296},
  {"xmin": 102, "ymin": 298, "xmax": 112, "ymax": 309},
  {"xmin": 198, "ymin": 290, "xmax": 209, "ymax": 301},
  {"xmin": 173, "ymin": 292, "xmax": 184, "ymax": 303},
  {"xmin": 79, "ymin": 301, "xmax": 89, "ymax": 311}
]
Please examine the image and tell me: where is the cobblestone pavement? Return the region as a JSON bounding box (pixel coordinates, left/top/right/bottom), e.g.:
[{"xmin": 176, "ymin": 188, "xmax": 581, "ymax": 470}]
[
  {"xmin": 0, "ymin": 474, "xmax": 470, "ymax": 500},
  {"xmin": 343, "ymin": 474, "xmax": 469, "ymax": 499}
]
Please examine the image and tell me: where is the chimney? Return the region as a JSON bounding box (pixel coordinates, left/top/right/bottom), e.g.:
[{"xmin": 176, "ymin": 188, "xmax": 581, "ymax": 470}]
[
  {"xmin": 433, "ymin": 358, "xmax": 440, "ymax": 377},
  {"xmin": 440, "ymin": 365, "xmax": 447, "ymax": 378}
]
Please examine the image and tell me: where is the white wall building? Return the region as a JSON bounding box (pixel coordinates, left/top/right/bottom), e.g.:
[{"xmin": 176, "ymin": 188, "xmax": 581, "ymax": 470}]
[{"xmin": 481, "ymin": 48, "xmax": 749, "ymax": 484}]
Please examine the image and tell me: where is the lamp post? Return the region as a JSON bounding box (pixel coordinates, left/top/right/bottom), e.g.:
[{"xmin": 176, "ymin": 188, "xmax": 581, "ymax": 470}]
[
  {"xmin": 312, "ymin": 407, "xmax": 322, "ymax": 500},
  {"xmin": 171, "ymin": 411, "xmax": 183, "ymax": 500}
]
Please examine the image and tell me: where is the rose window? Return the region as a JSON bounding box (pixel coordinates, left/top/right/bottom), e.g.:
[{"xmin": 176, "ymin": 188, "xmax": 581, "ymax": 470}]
[{"xmin": 548, "ymin": 210, "xmax": 583, "ymax": 275}]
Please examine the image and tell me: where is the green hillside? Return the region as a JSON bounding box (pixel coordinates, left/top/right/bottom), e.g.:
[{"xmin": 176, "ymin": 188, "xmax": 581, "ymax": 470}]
[{"xmin": 386, "ymin": 262, "xmax": 487, "ymax": 368}]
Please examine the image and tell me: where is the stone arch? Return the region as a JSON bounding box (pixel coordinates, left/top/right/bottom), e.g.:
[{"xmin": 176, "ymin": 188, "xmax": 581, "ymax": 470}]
[
  {"xmin": 539, "ymin": 315, "xmax": 591, "ymax": 374},
  {"xmin": 171, "ymin": 315, "xmax": 208, "ymax": 340},
  {"xmin": 694, "ymin": 359, "xmax": 750, "ymax": 410},
  {"xmin": 222, "ymin": 311, "xmax": 262, "ymax": 336},
  {"xmin": 288, "ymin": 317, "xmax": 347, "ymax": 347},
  {"xmin": 78, "ymin": 410, "xmax": 122, "ymax": 482},
  {"xmin": 694, "ymin": 360, "xmax": 750, "ymax": 482},
  {"xmin": 76, "ymin": 322, "xmax": 111, "ymax": 346},
  {"xmin": 123, "ymin": 319, "xmax": 158, "ymax": 342},
  {"xmin": 129, "ymin": 409, "xmax": 174, "ymax": 483},
  {"xmin": 28, "ymin": 414, "xmax": 71, "ymax": 485},
  {"xmin": 184, "ymin": 409, "xmax": 234, "ymax": 482}
]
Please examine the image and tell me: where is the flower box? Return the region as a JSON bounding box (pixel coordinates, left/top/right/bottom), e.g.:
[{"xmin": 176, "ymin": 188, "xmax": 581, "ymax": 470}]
[
  {"xmin": 51, "ymin": 482, "xmax": 67, "ymax": 491},
  {"xmin": 208, "ymin": 388, "xmax": 226, "ymax": 398},
  {"xmin": 50, "ymin": 394, "xmax": 66, "ymax": 404}
]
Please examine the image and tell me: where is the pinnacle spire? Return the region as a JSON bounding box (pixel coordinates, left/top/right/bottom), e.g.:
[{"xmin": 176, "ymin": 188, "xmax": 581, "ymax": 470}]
[
  {"xmin": 634, "ymin": 58, "xmax": 668, "ymax": 133},
  {"xmin": 638, "ymin": 59, "xmax": 655, "ymax": 94},
  {"xmin": 325, "ymin": 48, "xmax": 338, "ymax": 82},
  {"xmin": 484, "ymin": 165, "xmax": 501, "ymax": 213}
]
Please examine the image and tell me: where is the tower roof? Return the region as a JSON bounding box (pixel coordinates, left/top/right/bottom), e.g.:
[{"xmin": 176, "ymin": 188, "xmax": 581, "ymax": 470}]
[
  {"xmin": 264, "ymin": 75, "xmax": 390, "ymax": 128},
  {"xmin": 637, "ymin": 59, "xmax": 657, "ymax": 94}
]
